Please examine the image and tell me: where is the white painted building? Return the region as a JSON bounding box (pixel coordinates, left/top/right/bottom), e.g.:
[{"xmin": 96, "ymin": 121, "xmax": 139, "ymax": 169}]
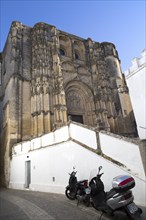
[
  {"xmin": 125, "ymin": 49, "xmax": 146, "ymax": 140},
  {"xmin": 9, "ymin": 122, "xmax": 146, "ymax": 207}
]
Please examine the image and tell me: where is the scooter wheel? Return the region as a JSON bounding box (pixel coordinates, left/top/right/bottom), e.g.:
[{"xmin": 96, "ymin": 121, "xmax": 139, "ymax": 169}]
[
  {"xmin": 84, "ymin": 195, "xmax": 90, "ymax": 207},
  {"xmin": 65, "ymin": 188, "xmax": 76, "ymax": 200},
  {"xmin": 113, "ymin": 210, "xmax": 129, "ymax": 220}
]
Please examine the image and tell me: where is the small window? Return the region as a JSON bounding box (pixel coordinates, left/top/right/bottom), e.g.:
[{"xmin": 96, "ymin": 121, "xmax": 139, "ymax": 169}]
[
  {"xmin": 75, "ymin": 50, "xmax": 80, "ymax": 60},
  {"xmin": 124, "ymin": 110, "xmax": 127, "ymax": 115},
  {"xmin": 75, "ymin": 53, "xmax": 79, "ymax": 60},
  {"xmin": 60, "ymin": 49, "xmax": 65, "ymax": 56}
]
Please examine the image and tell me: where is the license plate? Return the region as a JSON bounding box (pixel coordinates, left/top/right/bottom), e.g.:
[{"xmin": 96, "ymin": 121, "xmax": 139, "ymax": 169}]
[
  {"xmin": 85, "ymin": 188, "xmax": 91, "ymax": 194},
  {"xmin": 127, "ymin": 203, "xmax": 138, "ymax": 214}
]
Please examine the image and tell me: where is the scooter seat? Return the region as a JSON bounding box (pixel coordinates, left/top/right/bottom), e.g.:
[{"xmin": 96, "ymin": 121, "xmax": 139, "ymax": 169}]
[
  {"xmin": 105, "ymin": 188, "xmax": 116, "ymax": 200},
  {"xmin": 78, "ymin": 179, "xmax": 88, "ymax": 184}
]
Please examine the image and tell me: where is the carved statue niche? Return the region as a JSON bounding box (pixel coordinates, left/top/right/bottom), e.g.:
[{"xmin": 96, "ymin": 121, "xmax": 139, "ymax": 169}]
[
  {"xmin": 31, "ymin": 23, "xmax": 53, "ymax": 78},
  {"xmin": 10, "ymin": 22, "xmax": 23, "ymax": 61},
  {"xmin": 67, "ymin": 91, "xmax": 82, "ymax": 112},
  {"xmin": 93, "ymin": 42, "xmax": 104, "ymax": 61}
]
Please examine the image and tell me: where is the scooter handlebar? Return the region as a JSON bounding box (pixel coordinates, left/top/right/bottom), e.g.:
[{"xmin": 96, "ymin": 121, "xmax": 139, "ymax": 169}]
[
  {"xmin": 96, "ymin": 172, "xmax": 104, "ymax": 179},
  {"xmin": 69, "ymin": 171, "xmax": 77, "ymax": 176}
]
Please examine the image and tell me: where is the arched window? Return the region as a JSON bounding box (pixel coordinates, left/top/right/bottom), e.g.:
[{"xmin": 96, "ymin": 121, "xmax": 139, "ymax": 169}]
[
  {"xmin": 60, "ymin": 48, "xmax": 65, "ymax": 56},
  {"xmin": 75, "ymin": 52, "xmax": 80, "ymax": 60},
  {"xmin": 74, "ymin": 40, "xmax": 85, "ymax": 61}
]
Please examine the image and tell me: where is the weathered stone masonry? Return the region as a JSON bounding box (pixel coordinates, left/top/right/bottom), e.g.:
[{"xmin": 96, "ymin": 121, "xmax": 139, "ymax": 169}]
[{"xmin": 0, "ymin": 21, "xmax": 137, "ymax": 186}]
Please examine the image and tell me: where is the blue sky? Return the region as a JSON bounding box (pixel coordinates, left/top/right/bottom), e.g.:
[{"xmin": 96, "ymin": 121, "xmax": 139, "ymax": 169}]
[{"xmin": 0, "ymin": 0, "xmax": 145, "ymax": 72}]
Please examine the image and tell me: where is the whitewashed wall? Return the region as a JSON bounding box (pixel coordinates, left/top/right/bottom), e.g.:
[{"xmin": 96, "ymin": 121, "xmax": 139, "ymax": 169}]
[
  {"xmin": 9, "ymin": 123, "xmax": 146, "ymax": 207},
  {"xmin": 99, "ymin": 132, "xmax": 145, "ymax": 179},
  {"xmin": 125, "ymin": 49, "xmax": 146, "ymax": 140},
  {"xmin": 69, "ymin": 123, "xmax": 97, "ymax": 149}
]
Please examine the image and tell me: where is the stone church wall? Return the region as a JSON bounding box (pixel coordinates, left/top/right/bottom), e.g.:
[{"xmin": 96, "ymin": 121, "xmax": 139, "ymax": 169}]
[{"xmin": 0, "ymin": 21, "xmax": 138, "ymax": 186}]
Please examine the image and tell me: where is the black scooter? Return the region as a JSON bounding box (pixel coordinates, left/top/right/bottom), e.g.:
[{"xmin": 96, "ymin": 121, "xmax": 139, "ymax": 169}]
[
  {"xmin": 89, "ymin": 166, "xmax": 142, "ymax": 220},
  {"xmin": 65, "ymin": 167, "xmax": 90, "ymax": 206}
]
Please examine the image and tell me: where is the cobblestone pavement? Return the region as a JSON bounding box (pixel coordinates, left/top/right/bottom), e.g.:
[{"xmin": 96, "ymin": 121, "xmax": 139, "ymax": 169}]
[{"xmin": 0, "ymin": 188, "xmax": 145, "ymax": 220}]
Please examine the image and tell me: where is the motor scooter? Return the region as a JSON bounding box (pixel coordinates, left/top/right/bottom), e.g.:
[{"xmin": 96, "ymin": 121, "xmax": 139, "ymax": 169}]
[
  {"xmin": 89, "ymin": 166, "xmax": 142, "ymax": 220},
  {"xmin": 65, "ymin": 167, "xmax": 90, "ymax": 206}
]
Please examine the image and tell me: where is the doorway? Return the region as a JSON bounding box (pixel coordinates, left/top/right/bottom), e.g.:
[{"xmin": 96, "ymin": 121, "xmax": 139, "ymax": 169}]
[
  {"xmin": 69, "ymin": 114, "xmax": 83, "ymax": 124},
  {"xmin": 65, "ymin": 81, "xmax": 96, "ymax": 127},
  {"xmin": 25, "ymin": 160, "xmax": 31, "ymax": 188}
]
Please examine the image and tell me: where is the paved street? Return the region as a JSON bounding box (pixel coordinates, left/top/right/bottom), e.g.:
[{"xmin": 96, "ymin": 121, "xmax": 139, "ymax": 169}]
[
  {"xmin": 0, "ymin": 188, "xmax": 109, "ymax": 220},
  {"xmin": 0, "ymin": 188, "xmax": 145, "ymax": 220}
]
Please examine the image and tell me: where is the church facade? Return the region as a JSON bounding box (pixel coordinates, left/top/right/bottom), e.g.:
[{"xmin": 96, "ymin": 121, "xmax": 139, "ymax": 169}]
[{"xmin": 0, "ymin": 21, "xmax": 137, "ymax": 186}]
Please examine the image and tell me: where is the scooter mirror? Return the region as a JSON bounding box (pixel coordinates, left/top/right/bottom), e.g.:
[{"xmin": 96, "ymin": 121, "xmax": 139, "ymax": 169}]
[{"xmin": 99, "ymin": 166, "xmax": 102, "ymax": 171}]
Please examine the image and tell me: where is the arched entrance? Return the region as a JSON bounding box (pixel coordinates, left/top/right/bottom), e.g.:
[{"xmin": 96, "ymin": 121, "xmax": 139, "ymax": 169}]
[{"xmin": 65, "ymin": 81, "xmax": 96, "ymax": 126}]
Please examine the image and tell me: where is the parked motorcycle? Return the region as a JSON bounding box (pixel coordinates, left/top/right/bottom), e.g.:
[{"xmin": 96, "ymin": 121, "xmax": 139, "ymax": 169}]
[
  {"xmin": 89, "ymin": 166, "xmax": 142, "ymax": 220},
  {"xmin": 65, "ymin": 167, "xmax": 90, "ymax": 206}
]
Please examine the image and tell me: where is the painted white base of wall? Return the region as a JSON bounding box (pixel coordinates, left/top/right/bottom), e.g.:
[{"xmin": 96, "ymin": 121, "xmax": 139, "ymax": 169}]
[
  {"xmin": 30, "ymin": 184, "xmax": 65, "ymax": 194},
  {"xmin": 9, "ymin": 122, "xmax": 146, "ymax": 207}
]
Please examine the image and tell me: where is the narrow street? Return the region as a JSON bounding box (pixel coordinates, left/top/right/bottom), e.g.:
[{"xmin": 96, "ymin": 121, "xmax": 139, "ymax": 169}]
[
  {"xmin": 0, "ymin": 188, "xmax": 145, "ymax": 220},
  {"xmin": 0, "ymin": 188, "xmax": 108, "ymax": 220}
]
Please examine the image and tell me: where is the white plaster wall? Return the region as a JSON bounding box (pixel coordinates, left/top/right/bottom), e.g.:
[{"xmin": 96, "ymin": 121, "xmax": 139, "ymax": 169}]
[
  {"xmin": 99, "ymin": 132, "xmax": 145, "ymax": 180},
  {"xmin": 9, "ymin": 123, "xmax": 146, "ymax": 207},
  {"xmin": 54, "ymin": 126, "xmax": 69, "ymax": 143},
  {"xmin": 10, "ymin": 140, "xmax": 146, "ymax": 206},
  {"xmin": 69, "ymin": 123, "xmax": 97, "ymax": 149},
  {"xmin": 13, "ymin": 144, "xmax": 22, "ymax": 154},
  {"xmin": 31, "ymin": 137, "xmax": 41, "ymax": 150},
  {"xmin": 22, "ymin": 141, "xmax": 31, "ymax": 152},
  {"xmin": 41, "ymin": 132, "xmax": 54, "ymax": 147},
  {"xmin": 125, "ymin": 49, "xmax": 146, "ymax": 140}
]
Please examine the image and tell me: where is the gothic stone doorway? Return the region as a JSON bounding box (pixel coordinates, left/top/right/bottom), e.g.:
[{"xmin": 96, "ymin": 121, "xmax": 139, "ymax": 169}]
[
  {"xmin": 65, "ymin": 81, "xmax": 96, "ymax": 127},
  {"xmin": 68, "ymin": 114, "xmax": 84, "ymax": 124}
]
